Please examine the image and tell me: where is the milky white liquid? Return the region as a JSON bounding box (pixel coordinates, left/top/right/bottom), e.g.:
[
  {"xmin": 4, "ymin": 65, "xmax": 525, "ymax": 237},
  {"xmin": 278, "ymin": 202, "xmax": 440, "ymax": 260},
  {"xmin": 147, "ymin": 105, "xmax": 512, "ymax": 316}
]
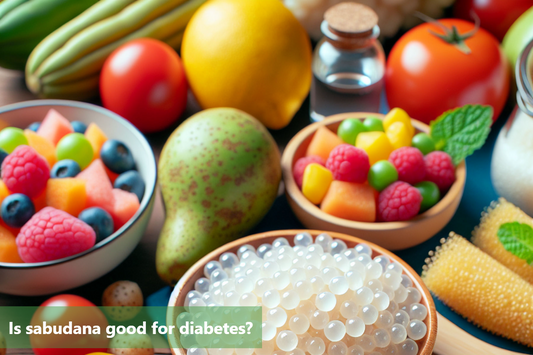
[{"xmin": 491, "ymin": 108, "xmax": 533, "ymax": 215}]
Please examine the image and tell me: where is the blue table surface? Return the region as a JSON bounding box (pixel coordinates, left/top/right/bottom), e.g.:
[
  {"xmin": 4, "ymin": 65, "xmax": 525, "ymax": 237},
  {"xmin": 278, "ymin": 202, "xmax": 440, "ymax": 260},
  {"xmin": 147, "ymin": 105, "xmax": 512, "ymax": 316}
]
[{"xmin": 147, "ymin": 113, "xmax": 532, "ymax": 354}]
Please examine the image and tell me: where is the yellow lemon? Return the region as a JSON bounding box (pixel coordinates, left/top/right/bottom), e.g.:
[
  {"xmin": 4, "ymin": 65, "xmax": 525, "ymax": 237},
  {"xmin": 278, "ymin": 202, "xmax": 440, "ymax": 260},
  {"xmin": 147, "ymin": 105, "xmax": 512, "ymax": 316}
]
[{"xmin": 182, "ymin": 0, "xmax": 312, "ymax": 129}]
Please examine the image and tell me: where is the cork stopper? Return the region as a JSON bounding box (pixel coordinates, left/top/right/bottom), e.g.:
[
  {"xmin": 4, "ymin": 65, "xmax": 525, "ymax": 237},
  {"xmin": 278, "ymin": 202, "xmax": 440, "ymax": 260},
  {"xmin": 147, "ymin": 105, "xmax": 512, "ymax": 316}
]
[{"xmin": 324, "ymin": 2, "xmax": 378, "ymax": 37}]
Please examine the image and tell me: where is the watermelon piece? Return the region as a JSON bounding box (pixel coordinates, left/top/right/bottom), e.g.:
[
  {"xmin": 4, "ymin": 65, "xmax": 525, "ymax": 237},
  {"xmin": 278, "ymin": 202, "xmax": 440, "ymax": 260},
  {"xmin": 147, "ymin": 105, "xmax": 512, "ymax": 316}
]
[
  {"xmin": 37, "ymin": 109, "xmax": 73, "ymax": 145},
  {"xmin": 306, "ymin": 126, "xmax": 344, "ymax": 161},
  {"xmin": 76, "ymin": 159, "xmax": 114, "ymax": 212},
  {"xmin": 24, "ymin": 129, "xmax": 56, "ymax": 168},
  {"xmin": 46, "ymin": 178, "xmax": 87, "ymax": 217},
  {"xmin": 0, "ymin": 224, "xmax": 23, "ymax": 263},
  {"xmin": 110, "ymin": 189, "xmax": 140, "ymax": 230},
  {"xmin": 321, "ymin": 181, "xmax": 376, "ymax": 222}
]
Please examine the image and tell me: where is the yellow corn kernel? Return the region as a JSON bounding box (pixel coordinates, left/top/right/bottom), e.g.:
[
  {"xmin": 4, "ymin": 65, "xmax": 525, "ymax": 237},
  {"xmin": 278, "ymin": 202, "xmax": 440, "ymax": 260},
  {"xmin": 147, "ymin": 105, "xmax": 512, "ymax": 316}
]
[
  {"xmin": 384, "ymin": 108, "xmax": 415, "ymax": 137},
  {"xmin": 302, "ymin": 163, "xmax": 333, "ymax": 205},
  {"xmin": 386, "ymin": 121, "xmax": 412, "ymax": 150},
  {"xmin": 355, "ymin": 131, "xmax": 393, "ymax": 165}
]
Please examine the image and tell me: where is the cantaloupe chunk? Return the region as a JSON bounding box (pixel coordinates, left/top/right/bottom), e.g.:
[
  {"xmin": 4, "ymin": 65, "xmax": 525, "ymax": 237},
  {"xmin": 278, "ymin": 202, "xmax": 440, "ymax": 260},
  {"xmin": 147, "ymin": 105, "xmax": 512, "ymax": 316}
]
[
  {"xmin": 85, "ymin": 123, "xmax": 108, "ymax": 160},
  {"xmin": 321, "ymin": 181, "xmax": 376, "ymax": 222},
  {"xmin": 37, "ymin": 109, "xmax": 73, "ymax": 145},
  {"xmin": 24, "ymin": 129, "xmax": 56, "ymax": 167},
  {"xmin": 46, "ymin": 178, "xmax": 87, "ymax": 217},
  {"xmin": 356, "ymin": 131, "xmax": 394, "ymax": 165},
  {"xmin": 110, "ymin": 189, "xmax": 140, "ymax": 230},
  {"xmin": 306, "ymin": 126, "xmax": 344, "ymax": 161},
  {"xmin": 0, "ymin": 180, "xmax": 9, "ymax": 206},
  {"xmin": 0, "ymin": 224, "xmax": 23, "ymax": 263},
  {"xmin": 0, "ymin": 119, "xmax": 9, "ymax": 131},
  {"xmin": 76, "ymin": 159, "xmax": 114, "ymax": 212},
  {"xmin": 32, "ymin": 189, "xmax": 48, "ymax": 212}
]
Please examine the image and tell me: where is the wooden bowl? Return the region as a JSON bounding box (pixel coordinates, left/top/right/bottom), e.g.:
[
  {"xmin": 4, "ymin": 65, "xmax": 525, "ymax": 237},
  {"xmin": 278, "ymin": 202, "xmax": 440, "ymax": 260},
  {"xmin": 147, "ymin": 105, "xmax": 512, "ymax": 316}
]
[
  {"xmin": 168, "ymin": 230, "xmax": 438, "ymax": 355},
  {"xmin": 281, "ymin": 113, "xmax": 466, "ymax": 250}
]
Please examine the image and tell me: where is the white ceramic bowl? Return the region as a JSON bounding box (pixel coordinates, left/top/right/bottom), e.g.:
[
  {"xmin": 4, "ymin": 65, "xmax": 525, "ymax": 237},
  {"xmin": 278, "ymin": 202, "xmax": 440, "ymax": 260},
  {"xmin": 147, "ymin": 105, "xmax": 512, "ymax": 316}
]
[{"xmin": 0, "ymin": 100, "xmax": 157, "ymax": 296}]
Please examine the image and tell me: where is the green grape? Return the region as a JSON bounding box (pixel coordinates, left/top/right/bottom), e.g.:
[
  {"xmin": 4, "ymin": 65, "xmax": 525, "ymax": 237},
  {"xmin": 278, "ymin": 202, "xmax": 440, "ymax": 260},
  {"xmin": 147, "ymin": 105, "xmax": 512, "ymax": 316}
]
[
  {"xmin": 56, "ymin": 133, "xmax": 94, "ymax": 170},
  {"xmin": 337, "ymin": 118, "xmax": 366, "ymax": 144},
  {"xmin": 368, "ymin": 160, "xmax": 398, "ymax": 191},
  {"xmin": 415, "ymin": 181, "xmax": 440, "ymax": 212},
  {"xmin": 362, "ymin": 117, "xmax": 384, "ymax": 132},
  {"xmin": 411, "ymin": 133, "xmax": 435, "ymax": 155},
  {"xmin": 0, "ymin": 127, "xmax": 28, "ymax": 153}
]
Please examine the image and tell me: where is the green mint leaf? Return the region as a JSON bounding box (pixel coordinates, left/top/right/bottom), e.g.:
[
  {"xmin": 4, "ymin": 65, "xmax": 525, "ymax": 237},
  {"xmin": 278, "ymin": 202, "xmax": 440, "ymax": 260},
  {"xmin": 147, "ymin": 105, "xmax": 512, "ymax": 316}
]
[
  {"xmin": 429, "ymin": 105, "xmax": 493, "ymax": 165},
  {"xmin": 497, "ymin": 222, "xmax": 533, "ymax": 264}
]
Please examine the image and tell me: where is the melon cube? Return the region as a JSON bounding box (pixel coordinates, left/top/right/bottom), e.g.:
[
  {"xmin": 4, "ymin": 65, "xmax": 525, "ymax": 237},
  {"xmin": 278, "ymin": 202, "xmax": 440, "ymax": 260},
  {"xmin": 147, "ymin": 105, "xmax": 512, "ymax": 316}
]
[
  {"xmin": 110, "ymin": 189, "xmax": 140, "ymax": 230},
  {"xmin": 46, "ymin": 178, "xmax": 87, "ymax": 217},
  {"xmin": 0, "ymin": 119, "xmax": 9, "ymax": 131},
  {"xmin": 383, "ymin": 108, "xmax": 415, "ymax": 137},
  {"xmin": 76, "ymin": 159, "xmax": 114, "ymax": 212},
  {"xmin": 32, "ymin": 189, "xmax": 48, "ymax": 212},
  {"xmin": 356, "ymin": 131, "xmax": 394, "ymax": 165},
  {"xmin": 386, "ymin": 122, "xmax": 412, "ymax": 150},
  {"xmin": 0, "ymin": 224, "xmax": 23, "ymax": 263},
  {"xmin": 306, "ymin": 126, "xmax": 344, "ymax": 161},
  {"xmin": 321, "ymin": 181, "xmax": 376, "ymax": 222},
  {"xmin": 37, "ymin": 109, "xmax": 73, "ymax": 145},
  {"xmin": 24, "ymin": 129, "xmax": 56, "ymax": 167},
  {"xmin": 0, "ymin": 180, "xmax": 9, "ymax": 206},
  {"xmin": 85, "ymin": 123, "xmax": 108, "ymax": 160}
]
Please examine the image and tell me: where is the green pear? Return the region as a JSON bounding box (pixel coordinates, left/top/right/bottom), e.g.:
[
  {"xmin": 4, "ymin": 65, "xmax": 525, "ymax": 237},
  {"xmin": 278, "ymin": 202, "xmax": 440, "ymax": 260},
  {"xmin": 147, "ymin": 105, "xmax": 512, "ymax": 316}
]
[{"xmin": 156, "ymin": 108, "xmax": 281, "ymax": 285}]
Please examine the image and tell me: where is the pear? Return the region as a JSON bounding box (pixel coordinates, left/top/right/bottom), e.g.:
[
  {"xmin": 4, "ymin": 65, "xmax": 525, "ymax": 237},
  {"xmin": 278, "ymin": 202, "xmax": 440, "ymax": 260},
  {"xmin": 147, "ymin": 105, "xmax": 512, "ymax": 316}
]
[{"xmin": 156, "ymin": 108, "xmax": 281, "ymax": 285}]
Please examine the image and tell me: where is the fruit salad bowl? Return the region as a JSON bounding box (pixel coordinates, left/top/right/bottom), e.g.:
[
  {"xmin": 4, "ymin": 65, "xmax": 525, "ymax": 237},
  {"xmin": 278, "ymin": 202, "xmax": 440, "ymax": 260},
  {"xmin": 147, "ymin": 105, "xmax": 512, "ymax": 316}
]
[
  {"xmin": 168, "ymin": 230, "xmax": 438, "ymax": 355},
  {"xmin": 0, "ymin": 100, "xmax": 157, "ymax": 296},
  {"xmin": 281, "ymin": 113, "xmax": 466, "ymax": 250}
]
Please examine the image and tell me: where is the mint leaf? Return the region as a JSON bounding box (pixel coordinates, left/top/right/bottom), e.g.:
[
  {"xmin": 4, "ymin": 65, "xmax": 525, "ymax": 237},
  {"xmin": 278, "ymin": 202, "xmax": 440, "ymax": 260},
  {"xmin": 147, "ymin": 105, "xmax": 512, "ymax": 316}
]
[
  {"xmin": 497, "ymin": 222, "xmax": 533, "ymax": 264},
  {"xmin": 429, "ymin": 105, "xmax": 492, "ymax": 165}
]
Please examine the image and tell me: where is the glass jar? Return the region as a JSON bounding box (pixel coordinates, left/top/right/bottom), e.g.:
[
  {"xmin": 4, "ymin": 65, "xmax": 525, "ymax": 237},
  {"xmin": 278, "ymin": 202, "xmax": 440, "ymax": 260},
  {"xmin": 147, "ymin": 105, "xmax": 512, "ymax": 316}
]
[
  {"xmin": 491, "ymin": 38, "xmax": 533, "ymax": 215},
  {"xmin": 310, "ymin": 3, "xmax": 385, "ymax": 122}
]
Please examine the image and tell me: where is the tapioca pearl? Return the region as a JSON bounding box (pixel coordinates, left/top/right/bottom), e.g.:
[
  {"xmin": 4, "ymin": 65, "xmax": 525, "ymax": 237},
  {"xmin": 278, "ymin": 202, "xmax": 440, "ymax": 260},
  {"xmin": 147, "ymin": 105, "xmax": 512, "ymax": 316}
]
[
  {"xmin": 345, "ymin": 270, "xmax": 363, "ymax": 291},
  {"xmin": 273, "ymin": 237, "xmax": 290, "ymax": 249},
  {"xmin": 397, "ymin": 339, "xmax": 418, "ymax": 355},
  {"xmin": 278, "ymin": 245, "xmax": 295, "ymax": 257},
  {"xmin": 188, "ymin": 298, "xmax": 206, "ymax": 309},
  {"xmin": 372, "ymin": 291, "xmax": 390, "ymax": 311},
  {"xmin": 264, "ymin": 250, "xmax": 276, "ymax": 261},
  {"xmin": 321, "ymin": 267, "xmax": 340, "ymax": 284},
  {"xmin": 310, "ymin": 310, "xmax": 329, "ymax": 330},
  {"xmin": 267, "ymin": 307, "xmax": 288, "ymax": 327},
  {"xmin": 334, "ymin": 254, "xmax": 350, "ymax": 272},
  {"xmin": 356, "ymin": 253, "xmax": 372, "ymax": 266},
  {"xmin": 407, "ymin": 319, "xmax": 427, "ymax": 340},
  {"xmin": 307, "ymin": 336, "xmax": 326, "ymax": 355},
  {"xmin": 347, "ymin": 345, "xmax": 365, "ymax": 355},
  {"xmin": 235, "ymin": 276, "xmax": 254, "ymax": 294},
  {"xmin": 403, "ymin": 288, "xmax": 421, "ymax": 306},
  {"xmin": 373, "ymin": 255, "xmax": 390, "ymax": 271},
  {"xmin": 374, "ymin": 328, "xmax": 391, "ymax": 348},
  {"xmin": 235, "ymin": 348, "xmax": 254, "ymax": 355},
  {"xmin": 390, "ymin": 323, "xmax": 407, "ymax": 344},
  {"xmin": 288, "ymin": 348, "xmax": 306, "ymax": 355},
  {"xmin": 386, "ymin": 262, "xmax": 403, "ymax": 275},
  {"xmin": 345, "ymin": 317, "xmax": 365, "ymax": 337},
  {"xmin": 211, "ymin": 269, "xmax": 229, "ymax": 283},
  {"xmin": 382, "ymin": 270, "xmax": 402, "ymax": 291},
  {"xmin": 187, "ymin": 348, "xmax": 208, "ymax": 355},
  {"xmin": 316, "ymin": 292, "xmax": 337, "ymax": 312},
  {"xmin": 354, "ymin": 287, "xmax": 373, "ymax": 306},
  {"xmin": 233, "ymin": 266, "xmax": 245, "ymax": 279},
  {"xmin": 306, "ymin": 265, "xmax": 321, "ymax": 278},
  {"xmin": 365, "ymin": 261, "xmax": 383, "ymax": 281},
  {"xmin": 408, "ymin": 303, "xmax": 427, "ymax": 321},
  {"xmin": 255, "ymin": 340, "xmax": 274, "ymax": 355},
  {"xmin": 340, "ymin": 300, "xmax": 359, "ymax": 319},
  {"xmin": 295, "ymin": 232, "xmax": 313, "ymax": 247},
  {"xmin": 244, "ymin": 267, "xmax": 261, "ymax": 283},
  {"xmin": 315, "ymin": 233, "xmax": 332, "ymax": 252},
  {"xmin": 204, "ymin": 261, "xmax": 222, "ymax": 278},
  {"xmin": 241, "ymin": 250, "xmax": 260, "ymax": 265},
  {"xmin": 289, "ymin": 314, "xmax": 311, "ymax": 334},
  {"xmin": 201, "ymin": 292, "xmax": 213, "ymax": 304},
  {"xmin": 262, "ymin": 260, "xmax": 280, "ymax": 278},
  {"xmin": 257, "ymin": 244, "xmax": 272, "ymax": 259},
  {"xmin": 223, "ymin": 290, "xmax": 239, "ymax": 306},
  {"xmin": 278, "ymin": 253, "xmax": 293, "ymax": 271},
  {"xmin": 382, "ymin": 285, "xmax": 395, "ymax": 300},
  {"xmin": 211, "ymin": 288, "xmax": 224, "ymax": 304},
  {"xmin": 386, "ymin": 300, "xmax": 399, "ymax": 314},
  {"xmin": 394, "ymin": 285, "xmax": 408, "ymax": 304},
  {"xmin": 290, "ymin": 267, "xmax": 307, "ymax": 284},
  {"xmin": 293, "ymin": 245, "xmax": 307, "ymax": 258},
  {"xmin": 330, "ymin": 239, "xmax": 347, "ymax": 256},
  {"xmin": 254, "ymin": 278, "xmax": 273, "ymax": 296},
  {"xmin": 359, "ymin": 305, "xmax": 378, "ymax": 325},
  {"xmin": 281, "ymin": 290, "xmax": 301, "ymax": 310},
  {"xmin": 239, "ymin": 292, "xmax": 257, "ymax": 306},
  {"xmin": 305, "ymin": 253, "xmax": 322, "ymax": 268},
  {"xmin": 195, "ymin": 277, "xmax": 211, "ymax": 294},
  {"xmin": 400, "ymin": 274, "xmax": 413, "ymax": 288},
  {"xmin": 308, "ymin": 243, "xmax": 325, "ymax": 255},
  {"xmin": 185, "ymin": 290, "xmax": 202, "ymax": 307},
  {"xmin": 295, "ymin": 280, "xmax": 313, "ymax": 300},
  {"xmin": 297, "ymin": 332, "xmax": 312, "ymax": 349},
  {"xmin": 320, "ymin": 253, "xmax": 336, "ymax": 268},
  {"xmin": 394, "ymin": 310, "xmax": 410, "ymax": 328},
  {"xmin": 329, "ymin": 276, "xmax": 349, "ymax": 295},
  {"xmin": 296, "ymin": 300, "xmax": 316, "ymax": 319},
  {"xmin": 355, "ymin": 334, "xmax": 375, "ymax": 352},
  {"xmin": 342, "ymin": 249, "xmax": 358, "ymax": 260},
  {"xmin": 273, "ymin": 271, "xmax": 291, "ymax": 290},
  {"xmin": 348, "ymin": 259, "xmax": 366, "ymax": 278},
  {"xmin": 375, "ymin": 310, "xmax": 394, "ymax": 329},
  {"xmin": 354, "ymin": 243, "xmax": 372, "ymax": 256},
  {"xmin": 237, "ymin": 244, "xmax": 256, "ymax": 258},
  {"xmin": 366, "ymin": 279, "xmax": 383, "ymax": 293},
  {"xmin": 262, "ymin": 321, "xmax": 277, "ymax": 341},
  {"xmin": 262, "ymin": 289, "xmax": 281, "ymax": 308},
  {"xmin": 381, "ymin": 345, "xmax": 400, "ymax": 355},
  {"xmin": 310, "ymin": 276, "xmax": 326, "ymax": 294},
  {"xmin": 327, "ymin": 341, "xmax": 348, "ymax": 355}
]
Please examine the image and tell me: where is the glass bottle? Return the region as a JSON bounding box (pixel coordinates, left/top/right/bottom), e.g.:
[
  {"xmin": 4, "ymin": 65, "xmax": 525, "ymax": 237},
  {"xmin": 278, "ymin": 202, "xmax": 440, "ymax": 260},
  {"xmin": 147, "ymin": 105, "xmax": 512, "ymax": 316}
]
[
  {"xmin": 491, "ymin": 38, "xmax": 533, "ymax": 215},
  {"xmin": 310, "ymin": 2, "xmax": 385, "ymax": 122}
]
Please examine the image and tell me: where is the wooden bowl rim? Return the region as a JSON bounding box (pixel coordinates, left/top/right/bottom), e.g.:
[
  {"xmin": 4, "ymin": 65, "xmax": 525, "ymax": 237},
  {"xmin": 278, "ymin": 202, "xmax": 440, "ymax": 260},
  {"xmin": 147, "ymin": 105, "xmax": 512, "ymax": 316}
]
[
  {"xmin": 168, "ymin": 229, "xmax": 438, "ymax": 355},
  {"xmin": 281, "ymin": 112, "xmax": 466, "ymax": 231}
]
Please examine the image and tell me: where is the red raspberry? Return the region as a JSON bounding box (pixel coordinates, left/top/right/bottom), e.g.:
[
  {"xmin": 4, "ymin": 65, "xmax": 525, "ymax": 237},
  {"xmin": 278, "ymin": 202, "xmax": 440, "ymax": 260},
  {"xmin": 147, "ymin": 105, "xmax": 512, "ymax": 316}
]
[
  {"xmin": 326, "ymin": 144, "xmax": 370, "ymax": 183},
  {"xmin": 16, "ymin": 207, "xmax": 96, "ymax": 263},
  {"xmin": 293, "ymin": 155, "xmax": 325, "ymax": 188},
  {"xmin": 424, "ymin": 151, "xmax": 455, "ymax": 193},
  {"xmin": 378, "ymin": 181, "xmax": 422, "ymax": 222},
  {"xmin": 389, "ymin": 147, "xmax": 426, "ymax": 185},
  {"xmin": 1, "ymin": 145, "xmax": 49, "ymax": 198}
]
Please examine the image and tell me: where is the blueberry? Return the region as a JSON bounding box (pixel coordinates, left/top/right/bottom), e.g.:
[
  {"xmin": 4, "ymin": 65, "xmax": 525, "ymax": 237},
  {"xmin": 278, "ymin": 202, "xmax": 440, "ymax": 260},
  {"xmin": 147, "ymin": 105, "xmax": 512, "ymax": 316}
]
[
  {"xmin": 78, "ymin": 207, "xmax": 114, "ymax": 243},
  {"xmin": 1, "ymin": 193, "xmax": 35, "ymax": 228},
  {"xmin": 51, "ymin": 160, "xmax": 81, "ymax": 178},
  {"xmin": 114, "ymin": 170, "xmax": 145, "ymax": 201},
  {"xmin": 100, "ymin": 139, "xmax": 135, "ymax": 174},
  {"xmin": 27, "ymin": 122, "xmax": 40, "ymax": 132},
  {"xmin": 0, "ymin": 148, "xmax": 8, "ymax": 166},
  {"xmin": 71, "ymin": 121, "xmax": 87, "ymax": 134}
]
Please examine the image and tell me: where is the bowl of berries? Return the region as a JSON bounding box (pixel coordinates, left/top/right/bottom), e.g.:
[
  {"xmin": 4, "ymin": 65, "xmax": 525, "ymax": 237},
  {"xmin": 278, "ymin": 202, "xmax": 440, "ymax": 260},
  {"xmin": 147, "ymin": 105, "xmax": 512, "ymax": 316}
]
[
  {"xmin": 0, "ymin": 99, "xmax": 157, "ymax": 295},
  {"xmin": 281, "ymin": 107, "xmax": 480, "ymax": 250}
]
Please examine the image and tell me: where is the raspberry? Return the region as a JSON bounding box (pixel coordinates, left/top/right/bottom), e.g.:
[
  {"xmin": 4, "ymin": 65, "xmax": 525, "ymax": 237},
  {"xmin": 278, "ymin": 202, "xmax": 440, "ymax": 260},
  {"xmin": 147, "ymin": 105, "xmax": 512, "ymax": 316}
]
[
  {"xmin": 378, "ymin": 181, "xmax": 422, "ymax": 222},
  {"xmin": 16, "ymin": 207, "xmax": 96, "ymax": 263},
  {"xmin": 424, "ymin": 151, "xmax": 455, "ymax": 193},
  {"xmin": 293, "ymin": 155, "xmax": 325, "ymax": 188},
  {"xmin": 1, "ymin": 145, "xmax": 49, "ymax": 198},
  {"xmin": 388, "ymin": 147, "xmax": 426, "ymax": 185},
  {"xmin": 326, "ymin": 144, "xmax": 370, "ymax": 183}
]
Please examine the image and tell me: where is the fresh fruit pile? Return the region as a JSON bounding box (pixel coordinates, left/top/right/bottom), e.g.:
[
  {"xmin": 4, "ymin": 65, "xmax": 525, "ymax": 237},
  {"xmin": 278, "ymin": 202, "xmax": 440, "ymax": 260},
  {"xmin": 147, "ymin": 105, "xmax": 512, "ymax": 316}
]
[
  {"xmin": 0, "ymin": 109, "xmax": 144, "ymax": 264},
  {"xmin": 294, "ymin": 108, "xmax": 465, "ymax": 223}
]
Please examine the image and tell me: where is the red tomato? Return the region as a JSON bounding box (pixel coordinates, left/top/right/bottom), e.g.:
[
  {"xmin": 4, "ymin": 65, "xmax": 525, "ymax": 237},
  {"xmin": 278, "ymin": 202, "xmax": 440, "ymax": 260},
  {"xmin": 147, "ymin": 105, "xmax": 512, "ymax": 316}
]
[
  {"xmin": 454, "ymin": 0, "xmax": 533, "ymax": 41},
  {"xmin": 385, "ymin": 19, "xmax": 509, "ymax": 124},
  {"xmin": 100, "ymin": 38, "xmax": 188, "ymax": 133},
  {"xmin": 31, "ymin": 294, "xmax": 108, "ymax": 355}
]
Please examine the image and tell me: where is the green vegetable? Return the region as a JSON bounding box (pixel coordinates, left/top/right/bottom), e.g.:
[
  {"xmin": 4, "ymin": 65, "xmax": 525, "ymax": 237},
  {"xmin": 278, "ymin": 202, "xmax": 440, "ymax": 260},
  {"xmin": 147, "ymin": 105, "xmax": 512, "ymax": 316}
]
[
  {"xmin": 497, "ymin": 222, "xmax": 533, "ymax": 264},
  {"xmin": 429, "ymin": 105, "xmax": 492, "ymax": 165}
]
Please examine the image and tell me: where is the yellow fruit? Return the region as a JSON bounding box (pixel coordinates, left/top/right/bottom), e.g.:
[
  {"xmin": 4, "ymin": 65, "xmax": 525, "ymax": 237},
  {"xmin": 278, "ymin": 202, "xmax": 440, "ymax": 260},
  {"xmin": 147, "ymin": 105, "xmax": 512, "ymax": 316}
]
[
  {"xmin": 302, "ymin": 163, "xmax": 333, "ymax": 205},
  {"xmin": 384, "ymin": 108, "xmax": 415, "ymax": 137},
  {"xmin": 356, "ymin": 132, "xmax": 393, "ymax": 165},
  {"xmin": 182, "ymin": 0, "xmax": 312, "ymax": 129},
  {"xmin": 386, "ymin": 122, "xmax": 411, "ymax": 150}
]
